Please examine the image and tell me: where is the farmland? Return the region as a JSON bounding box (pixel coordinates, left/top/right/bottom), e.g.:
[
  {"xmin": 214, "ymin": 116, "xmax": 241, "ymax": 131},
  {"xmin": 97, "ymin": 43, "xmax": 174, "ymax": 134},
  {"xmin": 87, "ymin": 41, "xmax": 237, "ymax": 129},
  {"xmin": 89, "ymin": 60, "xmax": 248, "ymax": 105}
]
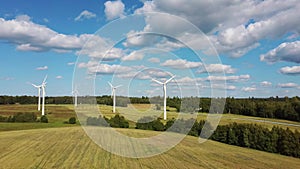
[
  {"xmin": 0, "ymin": 104, "xmax": 299, "ymax": 131},
  {"xmin": 0, "ymin": 127, "xmax": 299, "ymax": 169}
]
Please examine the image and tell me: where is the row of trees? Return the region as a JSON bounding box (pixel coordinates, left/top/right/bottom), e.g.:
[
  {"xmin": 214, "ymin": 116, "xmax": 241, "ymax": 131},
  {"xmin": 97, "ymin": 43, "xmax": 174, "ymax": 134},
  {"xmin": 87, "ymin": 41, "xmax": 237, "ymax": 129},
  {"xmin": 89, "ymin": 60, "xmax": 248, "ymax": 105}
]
[
  {"xmin": 211, "ymin": 123, "xmax": 300, "ymax": 158},
  {"xmin": 1, "ymin": 95, "xmax": 300, "ymax": 121}
]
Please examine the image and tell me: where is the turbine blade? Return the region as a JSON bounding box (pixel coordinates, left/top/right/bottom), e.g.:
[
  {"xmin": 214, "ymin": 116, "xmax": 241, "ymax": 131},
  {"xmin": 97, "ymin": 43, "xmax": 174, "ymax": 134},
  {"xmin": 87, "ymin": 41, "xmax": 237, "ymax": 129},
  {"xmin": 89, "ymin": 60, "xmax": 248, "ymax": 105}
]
[
  {"xmin": 115, "ymin": 85, "xmax": 122, "ymax": 88},
  {"xmin": 43, "ymin": 75, "xmax": 48, "ymax": 83},
  {"xmin": 165, "ymin": 75, "xmax": 176, "ymax": 84},
  {"xmin": 32, "ymin": 84, "xmax": 39, "ymax": 88},
  {"xmin": 108, "ymin": 81, "xmax": 113, "ymax": 88},
  {"xmin": 151, "ymin": 78, "xmax": 163, "ymax": 85}
]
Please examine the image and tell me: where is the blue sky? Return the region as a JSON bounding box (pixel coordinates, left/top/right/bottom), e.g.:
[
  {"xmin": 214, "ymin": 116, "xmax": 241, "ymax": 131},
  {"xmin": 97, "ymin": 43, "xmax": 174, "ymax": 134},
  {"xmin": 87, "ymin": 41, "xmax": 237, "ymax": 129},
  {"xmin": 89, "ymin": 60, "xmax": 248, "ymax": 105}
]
[{"xmin": 0, "ymin": 0, "xmax": 300, "ymax": 98}]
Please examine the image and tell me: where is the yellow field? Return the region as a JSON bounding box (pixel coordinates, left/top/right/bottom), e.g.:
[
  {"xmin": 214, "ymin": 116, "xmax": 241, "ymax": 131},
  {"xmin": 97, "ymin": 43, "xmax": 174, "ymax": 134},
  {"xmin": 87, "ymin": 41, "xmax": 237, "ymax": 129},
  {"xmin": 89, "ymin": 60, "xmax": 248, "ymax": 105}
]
[
  {"xmin": 0, "ymin": 127, "xmax": 299, "ymax": 169},
  {"xmin": 0, "ymin": 104, "xmax": 300, "ymax": 131}
]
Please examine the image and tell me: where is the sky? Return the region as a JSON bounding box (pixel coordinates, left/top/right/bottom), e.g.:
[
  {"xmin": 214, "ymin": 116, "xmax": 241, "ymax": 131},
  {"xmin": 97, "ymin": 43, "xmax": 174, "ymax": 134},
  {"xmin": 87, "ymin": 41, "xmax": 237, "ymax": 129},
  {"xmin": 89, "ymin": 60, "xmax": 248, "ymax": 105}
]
[{"xmin": 0, "ymin": 0, "xmax": 300, "ymax": 98}]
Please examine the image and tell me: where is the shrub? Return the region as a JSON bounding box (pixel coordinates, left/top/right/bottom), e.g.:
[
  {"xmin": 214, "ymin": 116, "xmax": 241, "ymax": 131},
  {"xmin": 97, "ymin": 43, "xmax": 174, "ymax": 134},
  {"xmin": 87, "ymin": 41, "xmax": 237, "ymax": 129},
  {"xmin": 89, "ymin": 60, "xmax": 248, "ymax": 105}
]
[
  {"xmin": 86, "ymin": 116, "xmax": 109, "ymax": 127},
  {"xmin": 108, "ymin": 114, "xmax": 129, "ymax": 128},
  {"xmin": 136, "ymin": 116, "xmax": 164, "ymax": 131},
  {"xmin": 41, "ymin": 115, "xmax": 48, "ymax": 123},
  {"xmin": 68, "ymin": 117, "xmax": 76, "ymax": 124},
  {"xmin": 13, "ymin": 112, "xmax": 37, "ymax": 122}
]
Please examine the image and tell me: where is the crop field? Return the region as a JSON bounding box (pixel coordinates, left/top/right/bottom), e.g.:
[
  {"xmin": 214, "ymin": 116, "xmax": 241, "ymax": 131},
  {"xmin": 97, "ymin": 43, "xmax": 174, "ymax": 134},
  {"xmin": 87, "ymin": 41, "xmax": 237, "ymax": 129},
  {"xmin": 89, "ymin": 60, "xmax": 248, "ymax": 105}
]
[
  {"xmin": 0, "ymin": 127, "xmax": 299, "ymax": 169},
  {"xmin": 0, "ymin": 104, "xmax": 299, "ymax": 131}
]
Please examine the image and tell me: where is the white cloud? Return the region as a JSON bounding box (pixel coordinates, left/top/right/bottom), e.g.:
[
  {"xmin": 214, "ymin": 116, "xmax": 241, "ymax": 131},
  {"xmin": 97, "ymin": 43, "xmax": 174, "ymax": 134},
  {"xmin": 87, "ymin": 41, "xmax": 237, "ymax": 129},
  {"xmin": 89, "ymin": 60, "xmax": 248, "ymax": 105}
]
[
  {"xmin": 36, "ymin": 66, "xmax": 48, "ymax": 70},
  {"xmin": 242, "ymin": 87, "xmax": 257, "ymax": 92},
  {"xmin": 0, "ymin": 15, "xmax": 91, "ymax": 52},
  {"xmin": 148, "ymin": 57, "xmax": 160, "ymax": 63},
  {"xmin": 260, "ymin": 81, "xmax": 272, "ymax": 87},
  {"xmin": 67, "ymin": 62, "xmax": 75, "ymax": 66},
  {"xmin": 261, "ymin": 41, "xmax": 300, "ymax": 64},
  {"xmin": 197, "ymin": 64, "xmax": 236, "ymax": 74},
  {"xmin": 74, "ymin": 10, "xmax": 96, "ymax": 21},
  {"xmin": 206, "ymin": 74, "xmax": 250, "ymax": 82},
  {"xmin": 278, "ymin": 83, "xmax": 298, "ymax": 88},
  {"xmin": 78, "ymin": 61, "xmax": 132, "ymax": 74},
  {"xmin": 160, "ymin": 59, "xmax": 202, "ymax": 69},
  {"xmin": 104, "ymin": 0, "xmax": 125, "ymax": 20},
  {"xmin": 121, "ymin": 51, "xmax": 144, "ymax": 61},
  {"xmin": 1, "ymin": 77, "xmax": 14, "ymax": 81},
  {"xmin": 56, "ymin": 76, "xmax": 63, "ymax": 79},
  {"xmin": 134, "ymin": 0, "xmax": 300, "ymax": 57},
  {"xmin": 77, "ymin": 35, "xmax": 125, "ymax": 61},
  {"xmin": 279, "ymin": 66, "xmax": 300, "ymax": 75},
  {"xmin": 117, "ymin": 68, "xmax": 171, "ymax": 80}
]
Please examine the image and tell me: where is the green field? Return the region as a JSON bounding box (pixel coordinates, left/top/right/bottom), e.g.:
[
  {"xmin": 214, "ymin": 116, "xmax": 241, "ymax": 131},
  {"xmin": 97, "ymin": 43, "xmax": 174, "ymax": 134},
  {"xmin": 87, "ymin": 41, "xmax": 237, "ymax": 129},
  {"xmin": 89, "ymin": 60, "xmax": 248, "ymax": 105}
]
[
  {"xmin": 0, "ymin": 127, "xmax": 299, "ymax": 169},
  {"xmin": 0, "ymin": 104, "xmax": 299, "ymax": 131}
]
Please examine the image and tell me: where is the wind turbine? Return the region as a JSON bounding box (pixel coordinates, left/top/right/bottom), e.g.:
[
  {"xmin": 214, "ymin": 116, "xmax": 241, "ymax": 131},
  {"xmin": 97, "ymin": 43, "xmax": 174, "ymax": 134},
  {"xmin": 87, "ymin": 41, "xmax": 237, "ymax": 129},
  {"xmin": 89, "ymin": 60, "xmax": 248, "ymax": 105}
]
[
  {"xmin": 32, "ymin": 84, "xmax": 42, "ymax": 111},
  {"xmin": 72, "ymin": 88, "xmax": 78, "ymax": 107},
  {"xmin": 152, "ymin": 75, "xmax": 175, "ymax": 120},
  {"xmin": 108, "ymin": 82, "xmax": 122, "ymax": 113},
  {"xmin": 32, "ymin": 75, "xmax": 47, "ymax": 116}
]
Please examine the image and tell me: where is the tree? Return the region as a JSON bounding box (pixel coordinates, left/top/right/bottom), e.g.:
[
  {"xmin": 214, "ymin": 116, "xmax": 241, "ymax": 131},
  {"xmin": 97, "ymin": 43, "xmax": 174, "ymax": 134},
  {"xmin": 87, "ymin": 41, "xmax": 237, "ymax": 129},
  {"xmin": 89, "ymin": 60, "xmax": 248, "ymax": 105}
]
[
  {"xmin": 68, "ymin": 117, "xmax": 76, "ymax": 124},
  {"xmin": 41, "ymin": 115, "xmax": 48, "ymax": 123}
]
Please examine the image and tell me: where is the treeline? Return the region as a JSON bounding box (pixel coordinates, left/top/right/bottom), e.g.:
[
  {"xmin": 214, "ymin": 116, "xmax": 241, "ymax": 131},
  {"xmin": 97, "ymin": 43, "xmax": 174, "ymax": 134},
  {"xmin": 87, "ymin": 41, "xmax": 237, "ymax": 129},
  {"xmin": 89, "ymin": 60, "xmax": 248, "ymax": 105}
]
[
  {"xmin": 1, "ymin": 95, "xmax": 300, "ymax": 122},
  {"xmin": 211, "ymin": 123, "xmax": 300, "ymax": 158},
  {"xmin": 86, "ymin": 115, "xmax": 300, "ymax": 158}
]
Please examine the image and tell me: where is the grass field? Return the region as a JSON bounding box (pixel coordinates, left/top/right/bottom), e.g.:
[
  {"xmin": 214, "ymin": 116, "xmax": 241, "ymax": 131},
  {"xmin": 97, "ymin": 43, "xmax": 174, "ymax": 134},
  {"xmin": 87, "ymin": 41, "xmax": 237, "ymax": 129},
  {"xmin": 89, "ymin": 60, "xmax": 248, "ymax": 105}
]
[
  {"xmin": 0, "ymin": 104, "xmax": 299, "ymax": 131},
  {"xmin": 0, "ymin": 127, "xmax": 299, "ymax": 169}
]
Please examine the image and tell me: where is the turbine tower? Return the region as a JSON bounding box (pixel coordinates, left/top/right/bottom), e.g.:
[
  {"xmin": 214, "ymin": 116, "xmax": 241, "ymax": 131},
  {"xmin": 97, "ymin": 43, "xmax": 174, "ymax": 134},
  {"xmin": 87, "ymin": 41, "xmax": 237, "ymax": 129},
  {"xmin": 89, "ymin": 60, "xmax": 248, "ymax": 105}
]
[
  {"xmin": 72, "ymin": 88, "xmax": 78, "ymax": 107},
  {"xmin": 32, "ymin": 75, "xmax": 47, "ymax": 116},
  {"xmin": 108, "ymin": 82, "xmax": 122, "ymax": 113},
  {"xmin": 32, "ymin": 84, "xmax": 41, "ymax": 111},
  {"xmin": 41, "ymin": 75, "xmax": 47, "ymax": 116},
  {"xmin": 152, "ymin": 75, "xmax": 175, "ymax": 120}
]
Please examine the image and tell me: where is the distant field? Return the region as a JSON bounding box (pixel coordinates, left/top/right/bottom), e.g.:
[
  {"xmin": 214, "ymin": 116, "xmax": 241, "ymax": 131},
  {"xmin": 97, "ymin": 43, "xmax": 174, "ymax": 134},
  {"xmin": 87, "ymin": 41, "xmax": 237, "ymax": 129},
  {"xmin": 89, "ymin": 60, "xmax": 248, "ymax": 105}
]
[
  {"xmin": 0, "ymin": 104, "xmax": 299, "ymax": 131},
  {"xmin": 0, "ymin": 127, "xmax": 299, "ymax": 169}
]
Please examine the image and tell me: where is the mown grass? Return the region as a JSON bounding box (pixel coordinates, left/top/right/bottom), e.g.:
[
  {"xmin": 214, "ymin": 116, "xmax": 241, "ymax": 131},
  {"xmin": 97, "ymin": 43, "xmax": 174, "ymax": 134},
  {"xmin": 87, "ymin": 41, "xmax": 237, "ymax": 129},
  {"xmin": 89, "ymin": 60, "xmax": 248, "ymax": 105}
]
[{"xmin": 0, "ymin": 127, "xmax": 299, "ymax": 169}]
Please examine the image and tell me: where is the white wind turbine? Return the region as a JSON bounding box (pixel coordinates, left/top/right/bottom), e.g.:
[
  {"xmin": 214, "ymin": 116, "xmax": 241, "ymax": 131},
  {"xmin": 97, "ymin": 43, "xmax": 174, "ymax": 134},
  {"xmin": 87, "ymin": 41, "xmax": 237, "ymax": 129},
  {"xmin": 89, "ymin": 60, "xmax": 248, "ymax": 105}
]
[
  {"xmin": 32, "ymin": 75, "xmax": 47, "ymax": 116},
  {"xmin": 108, "ymin": 82, "xmax": 122, "ymax": 113},
  {"xmin": 152, "ymin": 75, "xmax": 175, "ymax": 120},
  {"xmin": 72, "ymin": 88, "xmax": 78, "ymax": 107},
  {"xmin": 32, "ymin": 84, "xmax": 42, "ymax": 111}
]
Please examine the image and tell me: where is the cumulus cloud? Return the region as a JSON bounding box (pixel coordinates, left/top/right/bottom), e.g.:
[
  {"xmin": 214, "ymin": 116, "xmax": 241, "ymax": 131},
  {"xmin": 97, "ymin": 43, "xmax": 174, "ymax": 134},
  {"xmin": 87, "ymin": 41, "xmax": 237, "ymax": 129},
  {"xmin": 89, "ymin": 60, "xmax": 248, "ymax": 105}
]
[
  {"xmin": 0, "ymin": 77, "xmax": 14, "ymax": 81},
  {"xmin": 242, "ymin": 87, "xmax": 257, "ymax": 92},
  {"xmin": 104, "ymin": 0, "xmax": 125, "ymax": 20},
  {"xmin": 134, "ymin": 0, "xmax": 300, "ymax": 57},
  {"xmin": 197, "ymin": 64, "xmax": 236, "ymax": 74},
  {"xmin": 78, "ymin": 61, "xmax": 133, "ymax": 74},
  {"xmin": 148, "ymin": 57, "xmax": 160, "ymax": 63},
  {"xmin": 67, "ymin": 62, "xmax": 75, "ymax": 66},
  {"xmin": 278, "ymin": 83, "xmax": 298, "ymax": 88},
  {"xmin": 77, "ymin": 35, "xmax": 125, "ymax": 61},
  {"xmin": 74, "ymin": 10, "xmax": 96, "ymax": 21},
  {"xmin": 206, "ymin": 74, "xmax": 250, "ymax": 82},
  {"xmin": 121, "ymin": 51, "xmax": 144, "ymax": 61},
  {"xmin": 0, "ymin": 15, "xmax": 91, "ymax": 52},
  {"xmin": 279, "ymin": 66, "xmax": 300, "ymax": 75},
  {"xmin": 36, "ymin": 66, "xmax": 48, "ymax": 70},
  {"xmin": 260, "ymin": 81, "xmax": 272, "ymax": 86},
  {"xmin": 160, "ymin": 59, "xmax": 202, "ymax": 69},
  {"xmin": 117, "ymin": 68, "xmax": 170, "ymax": 80},
  {"xmin": 261, "ymin": 41, "xmax": 300, "ymax": 64}
]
